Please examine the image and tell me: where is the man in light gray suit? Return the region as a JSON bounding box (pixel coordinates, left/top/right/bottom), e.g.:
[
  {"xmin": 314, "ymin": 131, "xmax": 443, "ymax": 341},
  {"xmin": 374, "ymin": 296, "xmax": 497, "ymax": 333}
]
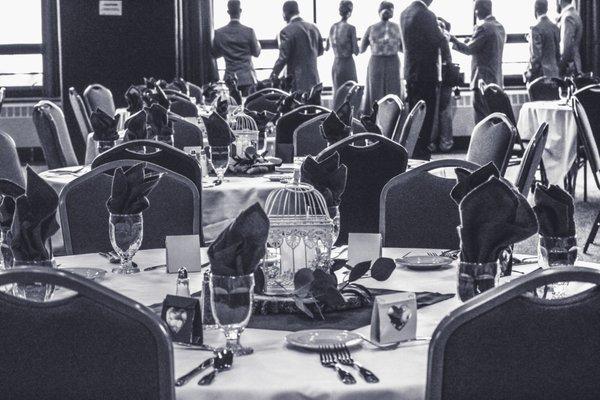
[
  {"xmin": 525, "ymin": 0, "xmax": 560, "ymax": 81},
  {"xmin": 450, "ymin": 0, "xmax": 506, "ymax": 123},
  {"xmin": 557, "ymin": 0, "xmax": 583, "ymax": 77},
  {"xmin": 271, "ymin": 1, "xmax": 324, "ymax": 93}
]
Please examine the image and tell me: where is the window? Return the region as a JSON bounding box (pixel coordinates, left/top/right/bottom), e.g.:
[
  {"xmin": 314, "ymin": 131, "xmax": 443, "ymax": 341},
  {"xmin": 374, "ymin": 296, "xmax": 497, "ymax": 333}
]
[{"xmin": 213, "ymin": 0, "xmax": 562, "ymax": 88}]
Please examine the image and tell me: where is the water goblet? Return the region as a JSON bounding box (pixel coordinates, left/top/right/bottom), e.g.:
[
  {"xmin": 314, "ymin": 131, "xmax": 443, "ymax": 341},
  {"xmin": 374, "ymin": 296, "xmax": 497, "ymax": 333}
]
[
  {"xmin": 109, "ymin": 213, "xmax": 143, "ymax": 274},
  {"xmin": 208, "ymin": 145, "xmax": 231, "ymax": 183}
]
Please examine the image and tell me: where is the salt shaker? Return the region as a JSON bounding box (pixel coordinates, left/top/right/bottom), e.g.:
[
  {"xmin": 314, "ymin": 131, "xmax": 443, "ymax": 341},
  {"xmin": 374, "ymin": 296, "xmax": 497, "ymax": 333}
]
[{"xmin": 176, "ymin": 267, "xmax": 191, "ymax": 297}]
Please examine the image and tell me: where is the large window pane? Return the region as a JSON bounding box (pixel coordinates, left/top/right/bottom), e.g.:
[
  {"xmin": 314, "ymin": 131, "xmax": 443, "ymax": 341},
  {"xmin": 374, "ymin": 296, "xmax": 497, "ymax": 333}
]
[
  {"xmin": 0, "ymin": 0, "xmax": 42, "ymax": 44},
  {"xmin": 0, "ymin": 54, "xmax": 43, "ymax": 87}
]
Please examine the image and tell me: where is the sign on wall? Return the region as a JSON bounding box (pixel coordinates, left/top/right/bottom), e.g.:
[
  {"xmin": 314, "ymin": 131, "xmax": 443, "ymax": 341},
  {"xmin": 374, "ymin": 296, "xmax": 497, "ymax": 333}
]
[{"xmin": 99, "ymin": 0, "xmax": 122, "ymax": 16}]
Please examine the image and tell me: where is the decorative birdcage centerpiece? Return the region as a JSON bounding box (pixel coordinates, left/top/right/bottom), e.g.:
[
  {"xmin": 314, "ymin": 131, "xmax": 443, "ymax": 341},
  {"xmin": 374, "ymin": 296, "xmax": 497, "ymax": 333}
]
[
  {"xmin": 230, "ymin": 112, "xmax": 259, "ymax": 157},
  {"xmin": 263, "ymin": 181, "xmax": 335, "ymax": 295}
]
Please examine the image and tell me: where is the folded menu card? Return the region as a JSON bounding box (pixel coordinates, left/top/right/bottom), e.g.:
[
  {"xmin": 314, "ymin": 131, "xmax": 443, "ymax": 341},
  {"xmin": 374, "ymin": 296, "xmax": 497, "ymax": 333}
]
[
  {"xmin": 370, "ymin": 292, "xmax": 417, "ymax": 345},
  {"xmin": 348, "ymin": 233, "xmax": 382, "ymax": 267},
  {"xmin": 166, "ymin": 235, "xmax": 202, "ymax": 274}
]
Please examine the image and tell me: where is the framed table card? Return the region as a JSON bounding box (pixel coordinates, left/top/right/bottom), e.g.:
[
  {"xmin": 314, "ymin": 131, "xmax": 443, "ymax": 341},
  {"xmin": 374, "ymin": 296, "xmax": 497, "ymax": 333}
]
[
  {"xmin": 161, "ymin": 295, "xmax": 203, "ymax": 345},
  {"xmin": 370, "ymin": 292, "xmax": 417, "ymax": 345},
  {"xmin": 166, "ymin": 235, "xmax": 202, "ymax": 274}
]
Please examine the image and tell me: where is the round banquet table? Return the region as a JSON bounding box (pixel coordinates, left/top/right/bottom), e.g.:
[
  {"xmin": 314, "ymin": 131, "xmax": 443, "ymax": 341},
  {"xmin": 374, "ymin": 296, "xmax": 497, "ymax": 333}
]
[
  {"xmin": 53, "ymin": 248, "xmax": 597, "ymax": 400},
  {"xmin": 516, "ymin": 100, "xmax": 578, "ymax": 185}
]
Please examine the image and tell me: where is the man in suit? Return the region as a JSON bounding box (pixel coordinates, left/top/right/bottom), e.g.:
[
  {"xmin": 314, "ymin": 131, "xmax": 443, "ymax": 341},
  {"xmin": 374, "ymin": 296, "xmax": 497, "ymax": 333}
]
[
  {"xmin": 271, "ymin": 1, "xmax": 324, "ymax": 93},
  {"xmin": 212, "ymin": 0, "xmax": 261, "ymax": 96},
  {"xmin": 450, "ymin": 0, "xmax": 506, "ymax": 124},
  {"xmin": 557, "ymin": 0, "xmax": 583, "ymax": 77},
  {"xmin": 400, "ymin": 0, "xmax": 447, "ymax": 161},
  {"xmin": 525, "ymin": 0, "xmax": 560, "ymax": 81}
]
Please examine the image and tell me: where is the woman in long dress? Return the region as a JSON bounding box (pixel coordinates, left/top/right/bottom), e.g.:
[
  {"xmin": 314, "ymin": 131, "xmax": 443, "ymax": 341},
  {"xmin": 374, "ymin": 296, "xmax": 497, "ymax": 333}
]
[
  {"xmin": 326, "ymin": 1, "xmax": 359, "ymax": 94},
  {"xmin": 360, "ymin": 1, "xmax": 402, "ymax": 114}
]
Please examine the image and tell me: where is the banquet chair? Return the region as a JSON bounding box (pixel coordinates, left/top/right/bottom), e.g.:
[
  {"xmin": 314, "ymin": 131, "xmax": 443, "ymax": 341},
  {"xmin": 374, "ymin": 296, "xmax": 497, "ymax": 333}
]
[
  {"xmin": 527, "ymin": 76, "xmax": 565, "ymax": 101},
  {"xmin": 427, "ymin": 267, "xmax": 600, "ymax": 400},
  {"xmin": 276, "ymin": 105, "xmax": 330, "ymax": 162},
  {"xmin": 68, "ymin": 87, "xmax": 93, "ymax": 143},
  {"xmin": 376, "ymin": 94, "xmax": 404, "ymax": 140},
  {"xmin": 396, "ymin": 100, "xmax": 427, "ymax": 157},
  {"xmin": 380, "ymin": 159, "xmax": 479, "ymax": 249},
  {"xmin": 169, "ymin": 113, "xmax": 204, "ymax": 150},
  {"xmin": 83, "ymin": 83, "xmax": 116, "ymax": 117},
  {"xmin": 481, "ymin": 83, "xmax": 526, "ymax": 156},
  {"xmin": 466, "ymin": 113, "xmax": 517, "ymax": 175},
  {"xmin": 170, "ymin": 98, "xmax": 199, "ymax": 118},
  {"xmin": 32, "ymin": 100, "xmax": 79, "ymax": 169},
  {"xmin": 60, "ymin": 160, "xmax": 200, "ymax": 254},
  {"xmin": 514, "ymin": 123, "xmax": 549, "ymax": 195},
  {"xmin": 333, "ymin": 81, "xmax": 363, "ymax": 117},
  {"xmin": 293, "ymin": 114, "xmax": 366, "ymax": 157},
  {"xmin": 164, "ymin": 88, "xmax": 192, "ymax": 101},
  {"xmin": 245, "ymin": 87, "xmax": 288, "ymax": 104},
  {"xmin": 317, "ymin": 133, "xmax": 408, "ymax": 245},
  {"xmin": 573, "ymin": 84, "xmax": 600, "ymax": 202},
  {"xmin": 0, "ymin": 130, "xmax": 25, "ymax": 187},
  {"xmin": 188, "ymin": 82, "xmax": 203, "ymax": 103},
  {"xmin": 0, "ymin": 267, "xmax": 174, "ymax": 400},
  {"xmin": 572, "ymin": 74, "xmax": 600, "ymax": 90}
]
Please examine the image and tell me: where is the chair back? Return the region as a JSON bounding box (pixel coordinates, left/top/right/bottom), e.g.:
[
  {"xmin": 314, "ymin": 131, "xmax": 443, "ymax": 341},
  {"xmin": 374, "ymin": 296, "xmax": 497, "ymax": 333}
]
[
  {"xmin": 0, "ymin": 267, "xmax": 174, "ymax": 400},
  {"xmin": 245, "ymin": 89, "xmax": 289, "ymax": 113},
  {"xmin": 0, "ymin": 130, "xmax": 25, "ymax": 187},
  {"xmin": 83, "ymin": 83, "xmax": 116, "ymax": 116},
  {"xmin": 0, "ymin": 87, "xmax": 5, "ymax": 113},
  {"xmin": 482, "ymin": 84, "xmax": 517, "ymax": 126},
  {"xmin": 33, "ymin": 101, "xmax": 79, "ymax": 169},
  {"xmin": 187, "ymin": 82, "xmax": 203, "ymax": 102},
  {"xmin": 380, "ymin": 159, "xmax": 479, "ymax": 249},
  {"xmin": 572, "ymin": 74, "xmax": 600, "ymax": 90},
  {"xmin": 333, "ymin": 81, "xmax": 363, "ymax": 115},
  {"xmin": 170, "ymin": 98, "xmax": 198, "ymax": 118},
  {"xmin": 573, "ymin": 84, "xmax": 600, "ymax": 164},
  {"xmin": 515, "ymin": 123, "xmax": 549, "ymax": 195},
  {"xmin": 398, "ymin": 100, "xmax": 427, "ymax": 157},
  {"xmin": 317, "ymin": 133, "xmax": 408, "ymax": 245},
  {"xmin": 427, "ymin": 267, "xmax": 600, "ymax": 400},
  {"xmin": 276, "ymin": 105, "xmax": 330, "ymax": 162},
  {"xmin": 245, "ymin": 88, "xmax": 288, "ymax": 104},
  {"xmin": 169, "ymin": 113, "xmax": 204, "ymax": 150},
  {"xmin": 294, "ymin": 114, "xmax": 366, "ymax": 157},
  {"xmin": 573, "ymin": 97, "xmax": 600, "ymax": 178},
  {"xmin": 68, "ymin": 87, "xmax": 93, "ymax": 143},
  {"xmin": 466, "ymin": 113, "xmax": 517, "ymax": 175},
  {"xmin": 527, "ymin": 76, "xmax": 565, "ymax": 101},
  {"xmin": 376, "ymin": 94, "xmax": 403, "ymax": 140},
  {"xmin": 60, "ymin": 160, "xmax": 200, "ymax": 254}
]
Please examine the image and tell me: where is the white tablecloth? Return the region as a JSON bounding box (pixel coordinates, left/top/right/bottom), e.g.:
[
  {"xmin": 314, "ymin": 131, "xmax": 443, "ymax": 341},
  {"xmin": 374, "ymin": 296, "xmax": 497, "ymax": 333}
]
[
  {"xmin": 517, "ymin": 101, "xmax": 578, "ymax": 185},
  {"xmin": 54, "ymin": 248, "xmax": 572, "ymax": 400}
]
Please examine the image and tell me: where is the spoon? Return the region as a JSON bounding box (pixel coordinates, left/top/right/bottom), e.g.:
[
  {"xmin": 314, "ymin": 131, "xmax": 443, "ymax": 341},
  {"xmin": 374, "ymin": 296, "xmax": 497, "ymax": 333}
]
[{"xmin": 197, "ymin": 349, "xmax": 233, "ymax": 385}]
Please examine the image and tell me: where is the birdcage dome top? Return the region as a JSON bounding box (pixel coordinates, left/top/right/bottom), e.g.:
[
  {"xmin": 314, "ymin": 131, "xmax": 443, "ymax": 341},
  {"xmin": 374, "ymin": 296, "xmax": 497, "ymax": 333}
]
[
  {"xmin": 230, "ymin": 112, "xmax": 258, "ymax": 134},
  {"xmin": 265, "ymin": 182, "xmax": 332, "ymax": 224}
]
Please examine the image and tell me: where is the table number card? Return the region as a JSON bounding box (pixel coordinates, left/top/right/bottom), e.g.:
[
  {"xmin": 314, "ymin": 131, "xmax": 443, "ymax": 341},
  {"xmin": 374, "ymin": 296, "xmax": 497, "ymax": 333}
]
[
  {"xmin": 161, "ymin": 295, "xmax": 203, "ymax": 345},
  {"xmin": 370, "ymin": 292, "xmax": 417, "ymax": 345},
  {"xmin": 348, "ymin": 233, "xmax": 382, "ymax": 266},
  {"xmin": 166, "ymin": 235, "xmax": 202, "ymax": 274}
]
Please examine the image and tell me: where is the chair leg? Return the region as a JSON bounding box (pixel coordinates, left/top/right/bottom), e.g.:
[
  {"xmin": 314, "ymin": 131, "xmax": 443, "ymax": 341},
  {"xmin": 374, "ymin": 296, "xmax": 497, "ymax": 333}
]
[
  {"xmin": 584, "ymin": 160, "xmax": 588, "ymax": 203},
  {"xmin": 584, "ymin": 210, "xmax": 600, "ymax": 254}
]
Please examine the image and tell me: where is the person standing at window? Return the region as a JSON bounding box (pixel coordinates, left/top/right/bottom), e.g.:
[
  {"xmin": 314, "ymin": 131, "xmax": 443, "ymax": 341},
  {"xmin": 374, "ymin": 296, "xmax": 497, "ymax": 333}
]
[
  {"xmin": 556, "ymin": 0, "xmax": 583, "ymax": 77},
  {"xmin": 400, "ymin": 0, "xmax": 446, "ymax": 160},
  {"xmin": 433, "ymin": 17, "xmax": 456, "ymax": 153},
  {"xmin": 360, "ymin": 2, "xmax": 402, "ymax": 115},
  {"xmin": 524, "ymin": 0, "xmax": 560, "ymax": 82},
  {"xmin": 271, "ymin": 1, "xmax": 324, "ymax": 93},
  {"xmin": 450, "ymin": 0, "xmax": 506, "ymax": 124},
  {"xmin": 326, "ymin": 1, "xmax": 359, "ymax": 94},
  {"xmin": 212, "ymin": 0, "xmax": 261, "ymax": 96}
]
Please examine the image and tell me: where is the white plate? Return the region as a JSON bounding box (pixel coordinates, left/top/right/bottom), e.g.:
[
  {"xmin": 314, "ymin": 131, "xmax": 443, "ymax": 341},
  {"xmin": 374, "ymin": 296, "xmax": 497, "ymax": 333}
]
[
  {"xmin": 264, "ymin": 174, "xmax": 293, "ymax": 182},
  {"xmin": 396, "ymin": 256, "xmax": 454, "ymax": 271},
  {"xmin": 285, "ymin": 329, "xmax": 362, "ymax": 350},
  {"xmin": 60, "ymin": 267, "xmax": 107, "ymax": 281}
]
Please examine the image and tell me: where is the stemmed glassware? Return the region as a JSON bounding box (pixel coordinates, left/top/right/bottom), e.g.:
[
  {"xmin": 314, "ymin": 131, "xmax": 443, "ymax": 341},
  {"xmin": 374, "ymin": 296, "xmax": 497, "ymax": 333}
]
[
  {"xmin": 208, "ymin": 145, "xmax": 231, "ymax": 184},
  {"xmin": 109, "ymin": 213, "xmax": 143, "ymax": 274}
]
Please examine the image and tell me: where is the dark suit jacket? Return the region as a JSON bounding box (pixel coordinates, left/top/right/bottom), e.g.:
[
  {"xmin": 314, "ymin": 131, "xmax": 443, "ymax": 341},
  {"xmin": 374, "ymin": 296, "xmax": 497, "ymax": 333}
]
[
  {"xmin": 453, "ymin": 16, "xmax": 506, "ymax": 89},
  {"xmin": 272, "ymin": 17, "xmax": 324, "ymax": 93},
  {"xmin": 212, "ymin": 21, "xmax": 261, "ymax": 87},
  {"xmin": 557, "ymin": 6, "xmax": 583, "ymax": 76},
  {"xmin": 526, "ymin": 16, "xmax": 560, "ymax": 80},
  {"xmin": 400, "ymin": 1, "xmax": 446, "ymax": 83}
]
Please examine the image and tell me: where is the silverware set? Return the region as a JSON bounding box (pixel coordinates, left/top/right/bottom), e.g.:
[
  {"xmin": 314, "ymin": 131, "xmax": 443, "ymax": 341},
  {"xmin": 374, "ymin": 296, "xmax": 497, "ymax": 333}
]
[
  {"xmin": 318, "ymin": 345, "xmax": 378, "ymax": 384},
  {"xmin": 175, "ymin": 349, "xmax": 233, "ymax": 387}
]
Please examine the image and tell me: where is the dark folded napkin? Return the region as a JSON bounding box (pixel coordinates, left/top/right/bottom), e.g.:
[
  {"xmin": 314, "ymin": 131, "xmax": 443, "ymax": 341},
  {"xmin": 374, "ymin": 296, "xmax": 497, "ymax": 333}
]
[
  {"xmin": 144, "ymin": 77, "xmax": 158, "ymax": 89},
  {"xmin": 168, "ymin": 77, "xmax": 189, "ymax": 96},
  {"xmin": 106, "ymin": 163, "xmax": 162, "ymax": 215},
  {"xmin": 123, "ymin": 110, "xmax": 147, "ymax": 142},
  {"xmin": 142, "ymin": 85, "xmax": 171, "ymax": 110},
  {"xmin": 336, "ymin": 101, "xmax": 353, "ymax": 127},
  {"xmin": 202, "ymin": 83, "xmax": 218, "ymax": 105},
  {"xmin": 125, "ymin": 85, "xmax": 144, "ymax": 114},
  {"xmin": 277, "ymin": 91, "xmax": 303, "ymax": 115},
  {"xmin": 459, "ymin": 177, "xmax": 538, "ymax": 263},
  {"xmin": 201, "ymin": 112, "xmax": 236, "ymax": 147},
  {"xmin": 145, "ymin": 104, "xmax": 173, "ymax": 139},
  {"xmin": 301, "ymin": 152, "xmax": 348, "ymax": 207},
  {"xmin": 208, "ymin": 203, "xmax": 270, "ymax": 276},
  {"xmin": 360, "ymin": 102, "xmax": 381, "ymax": 135},
  {"xmin": 246, "ymin": 110, "xmax": 278, "ymax": 133},
  {"xmin": 321, "ymin": 107, "xmax": 352, "ymax": 145},
  {"xmin": 90, "ymin": 108, "xmax": 119, "ymax": 142},
  {"xmin": 303, "ymin": 83, "xmax": 323, "ymax": 106},
  {"xmin": 225, "ymin": 74, "xmax": 243, "ymax": 106},
  {"xmin": 0, "ymin": 179, "xmax": 25, "ymax": 231},
  {"xmin": 533, "ymin": 184, "xmax": 576, "ymax": 237},
  {"xmin": 10, "ymin": 167, "xmax": 60, "ymax": 262},
  {"xmin": 280, "ymin": 75, "xmax": 294, "ymax": 92},
  {"xmin": 451, "ymin": 162, "xmax": 500, "ymax": 204},
  {"xmin": 215, "ymin": 96, "xmax": 230, "ymax": 119}
]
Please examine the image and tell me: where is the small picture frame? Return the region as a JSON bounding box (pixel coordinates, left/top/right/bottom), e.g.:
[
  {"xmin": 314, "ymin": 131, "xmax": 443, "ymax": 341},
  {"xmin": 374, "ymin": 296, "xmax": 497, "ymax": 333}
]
[
  {"xmin": 161, "ymin": 295, "xmax": 203, "ymax": 345},
  {"xmin": 370, "ymin": 292, "xmax": 417, "ymax": 345}
]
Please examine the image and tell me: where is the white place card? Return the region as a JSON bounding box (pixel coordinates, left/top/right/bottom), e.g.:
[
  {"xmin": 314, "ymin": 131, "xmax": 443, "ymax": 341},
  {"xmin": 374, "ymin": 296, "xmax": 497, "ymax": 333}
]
[
  {"xmin": 165, "ymin": 235, "xmax": 202, "ymax": 274},
  {"xmin": 370, "ymin": 292, "xmax": 417, "ymax": 345},
  {"xmin": 348, "ymin": 233, "xmax": 382, "ymax": 267}
]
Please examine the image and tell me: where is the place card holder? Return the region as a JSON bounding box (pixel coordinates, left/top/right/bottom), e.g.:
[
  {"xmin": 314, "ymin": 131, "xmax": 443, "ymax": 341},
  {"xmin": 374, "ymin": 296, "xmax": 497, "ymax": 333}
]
[
  {"xmin": 370, "ymin": 292, "xmax": 417, "ymax": 345},
  {"xmin": 161, "ymin": 295, "xmax": 203, "ymax": 345},
  {"xmin": 166, "ymin": 235, "xmax": 202, "ymax": 274}
]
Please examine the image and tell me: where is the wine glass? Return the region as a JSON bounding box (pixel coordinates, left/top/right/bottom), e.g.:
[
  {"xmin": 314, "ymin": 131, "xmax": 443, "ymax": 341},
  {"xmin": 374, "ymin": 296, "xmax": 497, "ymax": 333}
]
[
  {"xmin": 208, "ymin": 145, "xmax": 231, "ymax": 183},
  {"xmin": 210, "ymin": 273, "xmax": 255, "ymax": 356},
  {"xmin": 109, "ymin": 213, "xmax": 143, "ymax": 274}
]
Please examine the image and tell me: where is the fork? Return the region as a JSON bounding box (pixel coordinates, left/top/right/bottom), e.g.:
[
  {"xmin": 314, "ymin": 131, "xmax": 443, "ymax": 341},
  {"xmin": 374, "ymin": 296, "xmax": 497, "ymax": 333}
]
[
  {"xmin": 318, "ymin": 345, "xmax": 356, "ymax": 384},
  {"xmin": 427, "ymin": 252, "xmax": 440, "ymax": 257},
  {"xmin": 333, "ymin": 344, "xmax": 379, "ymax": 383}
]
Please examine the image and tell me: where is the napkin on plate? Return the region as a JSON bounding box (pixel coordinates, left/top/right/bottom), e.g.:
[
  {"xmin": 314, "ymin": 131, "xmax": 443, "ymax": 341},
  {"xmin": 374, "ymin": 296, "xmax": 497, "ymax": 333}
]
[
  {"xmin": 451, "ymin": 162, "xmax": 500, "ymax": 204},
  {"xmin": 145, "ymin": 104, "xmax": 173, "ymax": 140},
  {"xmin": 201, "ymin": 112, "xmax": 236, "ymax": 147},
  {"xmin": 123, "ymin": 110, "xmax": 147, "ymax": 142},
  {"xmin": 303, "ymin": 83, "xmax": 323, "ymax": 106},
  {"xmin": 360, "ymin": 102, "xmax": 381, "ymax": 135},
  {"xmin": 533, "ymin": 184, "xmax": 576, "ymax": 237},
  {"xmin": 0, "ymin": 179, "xmax": 25, "ymax": 231},
  {"xmin": 459, "ymin": 177, "xmax": 538, "ymax": 263},
  {"xmin": 90, "ymin": 108, "xmax": 119, "ymax": 142},
  {"xmin": 208, "ymin": 203, "xmax": 270, "ymax": 276},
  {"xmin": 106, "ymin": 163, "xmax": 162, "ymax": 215},
  {"xmin": 301, "ymin": 152, "xmax": 348, "ymax": 207},
  {"xmin": 321, "ymin": 105, "xmax": 352, "ymax": 145},
  {"xmin": 225, "ymin": 74, "xmax": 243, "ymax": 106},
  {"xmin": 125, "ymin": 85, "xmax": 144, "ymax": 114},
  {"xmin": 9, "ymin": 167, "xmax": 60, "ymax": 262}
]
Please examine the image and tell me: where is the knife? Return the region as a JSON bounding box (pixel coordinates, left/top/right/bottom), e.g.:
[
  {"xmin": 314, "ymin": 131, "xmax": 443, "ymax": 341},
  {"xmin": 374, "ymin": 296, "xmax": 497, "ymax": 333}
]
[{"xmin": 175, "ymin": 356, "xmax": 214, "ymax": 387}]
